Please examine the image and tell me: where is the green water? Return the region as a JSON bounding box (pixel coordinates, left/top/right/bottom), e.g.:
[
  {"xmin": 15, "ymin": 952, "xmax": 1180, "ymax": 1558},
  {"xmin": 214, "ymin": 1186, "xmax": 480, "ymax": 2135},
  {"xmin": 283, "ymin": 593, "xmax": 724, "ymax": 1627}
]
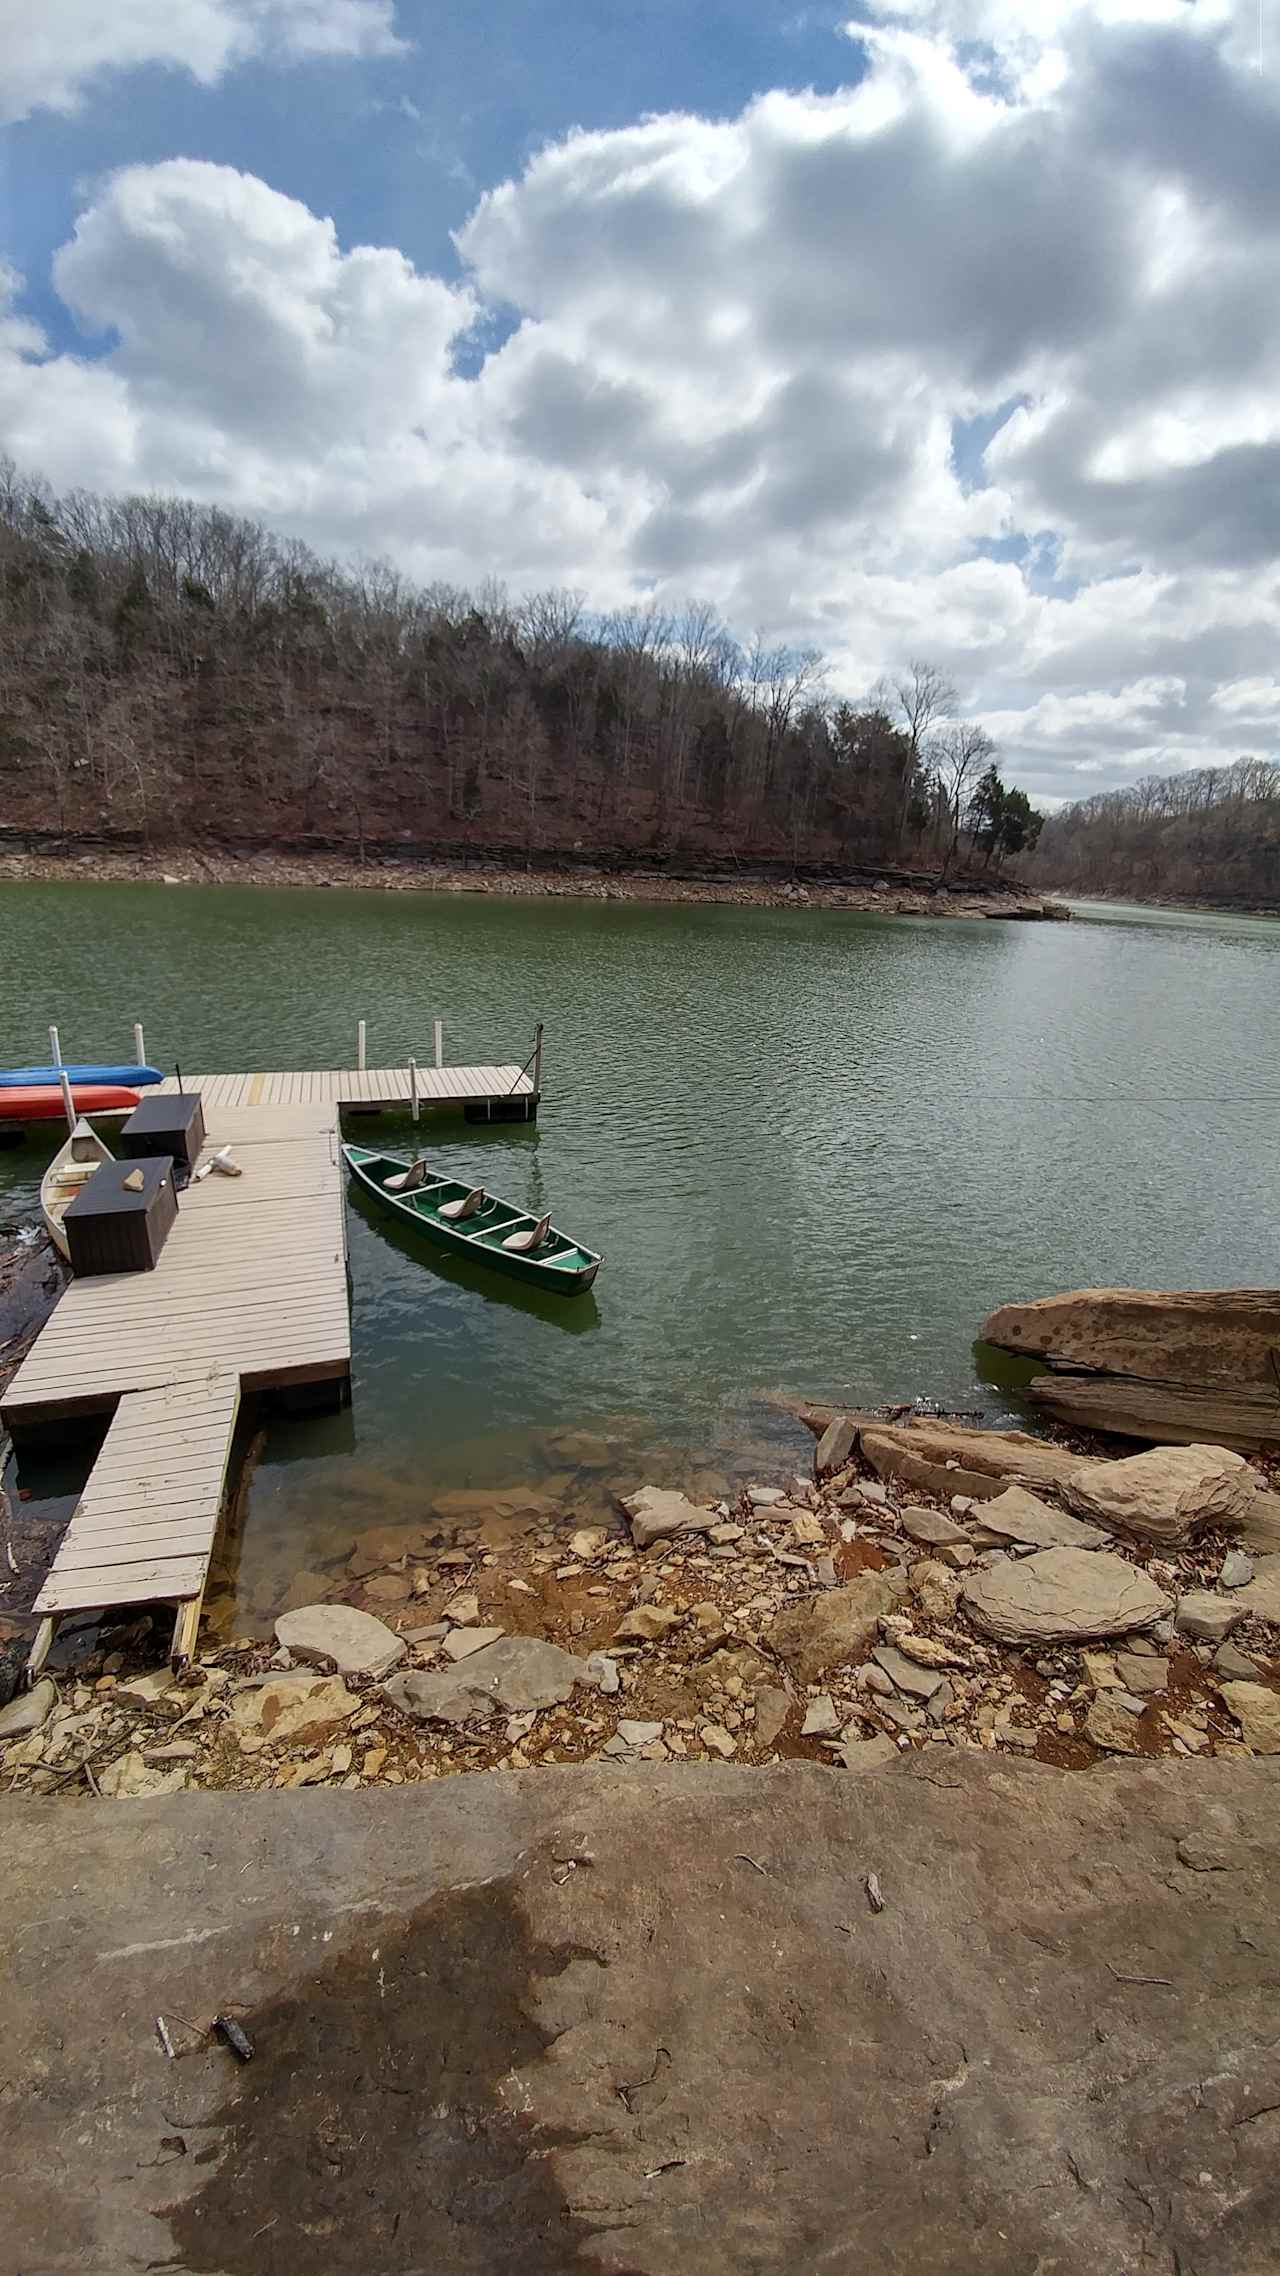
[{"xmin": 1, "ymin": 880, "xmax": 1278, "ymax": 1625}]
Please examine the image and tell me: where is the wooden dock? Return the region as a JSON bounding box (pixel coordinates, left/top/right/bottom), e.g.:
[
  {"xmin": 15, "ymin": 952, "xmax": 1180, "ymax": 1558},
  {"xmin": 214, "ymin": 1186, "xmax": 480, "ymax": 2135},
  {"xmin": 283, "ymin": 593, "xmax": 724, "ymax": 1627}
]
[{"xmin": 3, "ymin": 1054, "xmax": 538, "ymax": 1672}]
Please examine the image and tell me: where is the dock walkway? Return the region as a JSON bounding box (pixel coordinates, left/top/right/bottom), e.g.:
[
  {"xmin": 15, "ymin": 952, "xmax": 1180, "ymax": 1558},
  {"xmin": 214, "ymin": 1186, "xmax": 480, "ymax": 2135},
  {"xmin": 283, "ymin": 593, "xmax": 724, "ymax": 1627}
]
[{"xmin": 4, "ymin": 1056, "xmax": 536, "ymax": 1671}]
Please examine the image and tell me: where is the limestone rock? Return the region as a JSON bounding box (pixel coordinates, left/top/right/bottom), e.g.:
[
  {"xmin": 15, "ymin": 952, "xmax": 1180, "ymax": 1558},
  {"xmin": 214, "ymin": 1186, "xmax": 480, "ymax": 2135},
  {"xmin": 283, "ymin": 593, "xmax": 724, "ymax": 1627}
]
[
  {"xmin": 753, "ymin": 1685, "xmax": 792, "ymax": 1751},
  {"xmin": 814, "ymin": 1415, "xmax": 857, "ymax": 1475},
  {"xmin": 1229, "ymin": 1556, "xmax": 1280, "ymax": 1627},
  {"xmin": 1174, "ymin": 1593, "xmax": 1242, "ymax": 1645},
  {"xmin": 613, "ymin": 1605, "xmax": 681, "ymax": 1644},
  {"xmin": 859, "ymin": 1419, "xmax": 1098, "ymax": 1496},
  {"xmin": 900, "ymin": 1506, "xmax": 966, "ymax": 1547},
  {"xmin": 617, "ymin": 1720, "xmax": 664, "ymax": 1748},
  {"xmin": 1214, "ymin": 1641, "xmax": 1261, "ymax": 1681},
  {"xmin": 584, "ymin": 1651, "xmax": 620, "ymax": 1694},
  {"xmin": 836, "ymin": 1733, "xmax": 900, "ymax": 1770},
  {"xmin": 114, "ymin": 1670, "xmax": 177, "ymax": 1709},
  {"xmin": 1219, "ymin": 1681, "xmax": 1280, "ymax": 1754},
  {"xmin": 227, "ymin": 1675, "xmax": 359, "ymax": 1746},
  {"xmin": 384, "ymin": 1636, "xmax": 588, "ymax": 1725},
  {"xmin": 97, "ymin": 1750, "xmax": 191, "ymax": 1798},
  {"xmin": 442, "ymin": 1625, "xmax": 506, "ymax": 1660},
  {"xmin": 769, "ymin": 1571, "xmax": 906, "ymax": 1685},
  {"xmin": 801, "ymin": 1695, "xmax": 840, "ymax": 1738},
  {"xmin": 873, "ymin": 1644, "xmax": 945, "ymax": 1701},
  {"xmin": 1219, "ymin": 1550, "xmax": 1255, "ymax": 1590},
  {"xmin": 962, "ymin": 1548, "xmax": 1171, "ymax": 1645},
  {"xmin": 621, "ymin": 1486, "xmax": 716, "ymax": 1552},
  {"xmin": 908, "ymin": 1560, "xmax": 961, "ymax": 1622},
  {"xmin": 978, "ymin": 1485, "xmax": 1108, "ymax": 1553},
  {"xmin": 0, "ymin": 1679, "xmax": 56, "ymax": 1740},
  {"xmin": 1063, "ymin": 1444, "xmax": 1258, "ymax": 1546},
  {"xmin": 1114, "ymin": 1651, "xmax": 1169, "ymax": 1695},
  {"xmin": 275, "ymin": 1604, "xmax": 406, "ymax": 1680},
  {"xmin": 1084, "ymin": 1695, "xmax": 1146, "ymax": 1754}
]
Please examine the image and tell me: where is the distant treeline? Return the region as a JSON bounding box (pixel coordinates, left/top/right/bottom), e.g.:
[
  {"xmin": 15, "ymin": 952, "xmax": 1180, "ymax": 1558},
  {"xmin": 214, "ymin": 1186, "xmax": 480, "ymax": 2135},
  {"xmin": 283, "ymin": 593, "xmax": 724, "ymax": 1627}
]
[
  {"xmin": 0, "ymin": 458, "xmax": 1040, "ymax": 871},
  {"xmin": 1031, "ymin": 760, "xmax": 1280, "ymax": 909}
]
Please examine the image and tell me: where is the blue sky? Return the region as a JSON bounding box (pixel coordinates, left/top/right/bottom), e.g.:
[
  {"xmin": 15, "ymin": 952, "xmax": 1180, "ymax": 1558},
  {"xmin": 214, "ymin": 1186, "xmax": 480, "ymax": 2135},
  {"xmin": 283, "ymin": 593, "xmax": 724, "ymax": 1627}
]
[{"xmin": 2, "ymin": 0, "xmax": 1278, "ymax": 805}]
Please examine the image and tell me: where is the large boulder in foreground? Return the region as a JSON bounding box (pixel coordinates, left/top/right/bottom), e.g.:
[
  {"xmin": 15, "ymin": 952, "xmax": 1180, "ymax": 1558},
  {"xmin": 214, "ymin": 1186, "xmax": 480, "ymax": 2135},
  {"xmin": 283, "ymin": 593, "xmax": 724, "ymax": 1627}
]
[
  {"xmin": 7, "ymin": 1755, "xmax": 1280, "ymax": 2274},
  {"xmin": 962, "ymin": 1547, "xmax": 1172, "ymax": 1644},
  {"xmin": 1063, "ymin": 1444, "xmax": 1259, "ymax": 1546},
  {"xmin": 769, "ymin": 1571, "xmax": 907, "ymax": 1683}
]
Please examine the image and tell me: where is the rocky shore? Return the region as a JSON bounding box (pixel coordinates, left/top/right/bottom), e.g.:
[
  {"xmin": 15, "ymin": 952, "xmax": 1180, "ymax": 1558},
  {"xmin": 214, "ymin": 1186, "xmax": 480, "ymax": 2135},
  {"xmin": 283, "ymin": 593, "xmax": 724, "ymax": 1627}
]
[
  {"xmin": 5, "ymin": 1412, "xmax": 1277, "ymax": 1801},
  {"xmin": 0, "ymin": 842, "xmax": 1068, "ymax": 921}
]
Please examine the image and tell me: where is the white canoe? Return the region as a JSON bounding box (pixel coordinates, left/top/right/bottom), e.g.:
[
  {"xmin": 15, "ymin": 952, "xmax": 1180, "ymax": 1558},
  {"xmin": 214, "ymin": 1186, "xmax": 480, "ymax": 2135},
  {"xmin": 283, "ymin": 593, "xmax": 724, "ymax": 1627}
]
[{"xmin": 40, "ymin": 1117, "xmax": 114, "ymax": 1260}]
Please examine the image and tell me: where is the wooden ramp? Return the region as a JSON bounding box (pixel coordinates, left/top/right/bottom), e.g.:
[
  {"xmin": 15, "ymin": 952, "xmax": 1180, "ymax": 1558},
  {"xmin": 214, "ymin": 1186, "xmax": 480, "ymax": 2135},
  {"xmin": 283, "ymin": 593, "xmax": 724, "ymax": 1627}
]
[{"xmin": 29, "ymin": 1373, "xmax": 242, "ymax": 1671}]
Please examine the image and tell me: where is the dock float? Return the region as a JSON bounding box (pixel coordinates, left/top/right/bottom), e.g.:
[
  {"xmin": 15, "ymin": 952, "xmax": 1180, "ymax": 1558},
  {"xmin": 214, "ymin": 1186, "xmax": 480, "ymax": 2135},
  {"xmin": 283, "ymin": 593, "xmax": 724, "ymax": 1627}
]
[{"xmin": 3, "ymin": 1052, "xmax": 539, "ymax": 1673}]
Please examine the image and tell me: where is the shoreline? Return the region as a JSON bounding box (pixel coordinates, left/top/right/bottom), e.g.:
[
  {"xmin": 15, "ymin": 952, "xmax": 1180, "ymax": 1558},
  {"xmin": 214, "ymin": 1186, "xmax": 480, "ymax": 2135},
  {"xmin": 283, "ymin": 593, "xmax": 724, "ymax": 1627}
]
[{"xmin": 0, "ymin": 843, "xmax": 1068, "ymax": 921}]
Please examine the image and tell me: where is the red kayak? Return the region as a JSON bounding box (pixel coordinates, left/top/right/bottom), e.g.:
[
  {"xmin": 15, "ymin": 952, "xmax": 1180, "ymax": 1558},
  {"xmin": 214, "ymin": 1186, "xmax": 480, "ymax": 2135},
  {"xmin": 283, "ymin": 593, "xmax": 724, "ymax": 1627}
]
[{"xmin": 0, "ymin": 1084, "xmax": 140, "ymax": 1123}]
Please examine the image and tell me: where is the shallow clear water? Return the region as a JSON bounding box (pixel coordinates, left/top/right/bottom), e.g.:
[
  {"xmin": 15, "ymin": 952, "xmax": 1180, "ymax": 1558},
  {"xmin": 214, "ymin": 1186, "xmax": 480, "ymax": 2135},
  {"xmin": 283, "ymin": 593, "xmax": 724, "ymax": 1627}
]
[{"xmin": 1, "ymin": 880, "xmax": 1278, "ymax": 1624}]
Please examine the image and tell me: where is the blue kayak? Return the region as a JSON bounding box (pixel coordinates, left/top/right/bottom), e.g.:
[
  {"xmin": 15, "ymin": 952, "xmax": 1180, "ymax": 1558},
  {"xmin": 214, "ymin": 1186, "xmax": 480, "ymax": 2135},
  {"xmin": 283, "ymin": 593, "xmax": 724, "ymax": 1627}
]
[{"xmin": 0, "ymin": 1062, "xmax": 164, "ymax": 1089}]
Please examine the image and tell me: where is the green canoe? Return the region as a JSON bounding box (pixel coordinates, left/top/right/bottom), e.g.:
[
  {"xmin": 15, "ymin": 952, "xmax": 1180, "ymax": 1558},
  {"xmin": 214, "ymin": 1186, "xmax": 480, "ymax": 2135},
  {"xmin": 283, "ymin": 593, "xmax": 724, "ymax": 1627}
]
[{"xmin": 342, "ymin": 1144, "xmax": 603, "ymax": 1295}]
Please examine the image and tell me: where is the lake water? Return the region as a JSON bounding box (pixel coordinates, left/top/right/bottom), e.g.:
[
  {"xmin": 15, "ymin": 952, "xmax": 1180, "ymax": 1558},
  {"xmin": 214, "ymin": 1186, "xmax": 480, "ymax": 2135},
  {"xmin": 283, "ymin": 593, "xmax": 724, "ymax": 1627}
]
[{"xmin": 1, "ymin": 881, "xmax": 1278, "ymax": 1627}]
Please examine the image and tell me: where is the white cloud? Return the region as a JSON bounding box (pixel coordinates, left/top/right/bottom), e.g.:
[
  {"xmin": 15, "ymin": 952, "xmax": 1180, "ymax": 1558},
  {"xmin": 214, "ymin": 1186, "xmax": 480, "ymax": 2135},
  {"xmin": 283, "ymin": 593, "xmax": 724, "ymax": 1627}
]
[
  {"xmin": 2, "ymin": 1, "xmax": 1279, "ymax": 802},
  {"xmin": 2, "ymin": 0, "xmax": 404, "ymax": 125}
]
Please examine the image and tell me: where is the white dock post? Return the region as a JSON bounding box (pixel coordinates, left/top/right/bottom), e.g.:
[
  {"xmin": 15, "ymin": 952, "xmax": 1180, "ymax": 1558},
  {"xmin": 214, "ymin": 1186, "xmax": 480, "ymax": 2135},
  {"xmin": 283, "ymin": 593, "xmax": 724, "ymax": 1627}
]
[
  {"xmin": 409, "ymin": 1056, "xmax": 419, "ymax": 1122},
  {"xmin": 132, "ymin": 1022, "xmax": 146, "ymax": 1066},
  {"xmin": 58, "ymin": 1068, "xmax": 76, "ymax": 1135},
  {"xmin": 433, "ymin": 1018, "xmax": 444, "ymax": 1069},
  {"xmin": 357, "ymin": 1019, "xmax": 366, "ymax": 1073},
  {"xmin": 49, "ymin": 1024, "xmax": 63, "ymax": 1068},
  {"xmin": 532, "ymin": 1021, "xmax": 544, "ymax": 1098}
]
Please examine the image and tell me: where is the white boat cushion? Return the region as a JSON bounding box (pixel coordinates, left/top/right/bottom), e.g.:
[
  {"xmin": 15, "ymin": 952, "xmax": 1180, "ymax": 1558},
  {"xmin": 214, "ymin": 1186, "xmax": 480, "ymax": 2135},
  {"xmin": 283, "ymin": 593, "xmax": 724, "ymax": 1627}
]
[
  {"xmin": 502, "ymin": 1213, "xmax": 552, "ymax": 1255},
  {"xmin": 386, "ymin": 1159, "xmax": 429, "ymax": 1192},
  {"xmin": 439, "ymin": 1186, "xmax": 485, "ymax": 1222}
]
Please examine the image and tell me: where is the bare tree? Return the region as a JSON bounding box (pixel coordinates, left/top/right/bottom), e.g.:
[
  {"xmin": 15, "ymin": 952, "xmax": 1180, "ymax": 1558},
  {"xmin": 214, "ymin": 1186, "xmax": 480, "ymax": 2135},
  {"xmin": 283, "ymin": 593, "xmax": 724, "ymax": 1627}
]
[
  {"xmin": 936, "ymin": 722, "xmax": 995, "ymax": 877},
  {"xmin": 885, "ymin": 659, "xmax": 957, "ymax": 846}
]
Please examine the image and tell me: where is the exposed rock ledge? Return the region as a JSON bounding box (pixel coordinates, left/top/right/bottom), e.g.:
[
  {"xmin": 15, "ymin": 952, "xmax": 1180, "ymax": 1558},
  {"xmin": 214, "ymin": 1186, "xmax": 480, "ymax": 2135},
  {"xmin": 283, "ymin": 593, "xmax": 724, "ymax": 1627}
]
[
  {"xmin": 6, "ymin": 1756, "xmax": 1278, "ymax": 2276},
  {"xmin": 980, "ymin": 1286, "xmax": 1280, "ymax": 1452}
]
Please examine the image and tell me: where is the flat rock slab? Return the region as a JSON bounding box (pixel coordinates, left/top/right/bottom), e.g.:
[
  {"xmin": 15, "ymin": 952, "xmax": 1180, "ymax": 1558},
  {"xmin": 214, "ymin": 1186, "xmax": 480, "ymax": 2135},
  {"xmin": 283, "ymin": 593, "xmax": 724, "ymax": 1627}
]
[
  {"xmin": 6, "ymin": 1754, "xmax": 1280, "ymax": 2275},
  {"xmin": 962, "ymin": 1547, "xmax": 1172, "ymax": 1644},
  {"xmin": 275, "ymin": 1603, "xmax": 406, "ymax": 1679},
  {"xmin": 977, "ymin": 1484, "xmax": 1109, "ymax": 1552},
  {"xmin": 384, "ymin": 1635, "xmax": 589, "ymax": 1724},
  {"xmin": 1229, "ymin": 1555, "xmax": 1280, "ymax": 1626}
]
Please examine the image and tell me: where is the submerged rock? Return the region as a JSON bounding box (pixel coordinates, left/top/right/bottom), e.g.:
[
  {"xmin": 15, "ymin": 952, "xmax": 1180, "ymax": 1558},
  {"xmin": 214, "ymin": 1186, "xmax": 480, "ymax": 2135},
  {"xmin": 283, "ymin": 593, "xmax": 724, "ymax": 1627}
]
[{"xmin": 962, "ymin": 1547, "xmax": 1171, "ymax": 1646}]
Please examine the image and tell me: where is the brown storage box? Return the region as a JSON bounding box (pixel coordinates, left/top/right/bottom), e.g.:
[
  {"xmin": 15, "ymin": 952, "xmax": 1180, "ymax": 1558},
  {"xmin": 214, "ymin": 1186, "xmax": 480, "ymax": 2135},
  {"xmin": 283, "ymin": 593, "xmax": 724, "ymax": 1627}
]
[
  {"xmin": 64, "ymin": 1156, "xmax": 178, "ymax": 1276},
  {"xmin": 121, "ymin": 1092, "xmax": 206, "ymax": 1174}
]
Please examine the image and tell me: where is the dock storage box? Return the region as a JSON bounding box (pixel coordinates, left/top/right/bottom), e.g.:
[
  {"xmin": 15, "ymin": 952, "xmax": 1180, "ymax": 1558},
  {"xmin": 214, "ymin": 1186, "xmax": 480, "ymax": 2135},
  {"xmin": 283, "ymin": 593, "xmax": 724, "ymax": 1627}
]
[
  {"xmin": 63, "ymin": 1156, "xmax": 178, "ymax": 1276},
  {"xmin": 121, "ymin": 1092, "xmax": 206, "ymax": 1175}
]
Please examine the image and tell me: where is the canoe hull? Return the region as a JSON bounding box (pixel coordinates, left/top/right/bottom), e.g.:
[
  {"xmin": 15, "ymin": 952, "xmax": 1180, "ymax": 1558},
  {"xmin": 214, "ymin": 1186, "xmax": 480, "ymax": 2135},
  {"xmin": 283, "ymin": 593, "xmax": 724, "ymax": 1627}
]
[
  {"xmin": 342, "ymin": 1145, "xmax": 601, "ymax": 1295},
  {"xmin": 40, "ymin": 1118, "xmax": 114, "ymax": 1260},
  {"xmin": 0, "ymin": 1085, "xmax": 141, "ymax": 1124},
  {"xmin": 0, "ymin": 1063, "xmax": 162, "ymax": 1089}
]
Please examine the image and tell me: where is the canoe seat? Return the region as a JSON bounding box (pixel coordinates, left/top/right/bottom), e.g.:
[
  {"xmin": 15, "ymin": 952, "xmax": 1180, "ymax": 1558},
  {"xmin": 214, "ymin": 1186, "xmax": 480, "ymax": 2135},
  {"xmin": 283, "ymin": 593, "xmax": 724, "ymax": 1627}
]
[
  {"xmin": 502, "ymin": 1213, "xmax": 553, "ymax": 1255},
  {"xmin": 386, "ymin": 1158, "xmax": 429, "ymax": 1193},
  {"xmin": 439, "ymin": 1186, "xmax": 486, "ymax": 1222}
]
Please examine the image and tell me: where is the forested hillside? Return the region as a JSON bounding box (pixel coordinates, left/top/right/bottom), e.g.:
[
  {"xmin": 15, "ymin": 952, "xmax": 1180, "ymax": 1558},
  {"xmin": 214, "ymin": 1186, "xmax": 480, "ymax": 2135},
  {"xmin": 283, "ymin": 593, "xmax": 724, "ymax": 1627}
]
[
  {"xmin": 1031, "ymin": 762, "xmax": 1280, "ymax": 910},
  {"xmin": 0, "ymin": 460, "xmax": 1039, "ymax": 875}
]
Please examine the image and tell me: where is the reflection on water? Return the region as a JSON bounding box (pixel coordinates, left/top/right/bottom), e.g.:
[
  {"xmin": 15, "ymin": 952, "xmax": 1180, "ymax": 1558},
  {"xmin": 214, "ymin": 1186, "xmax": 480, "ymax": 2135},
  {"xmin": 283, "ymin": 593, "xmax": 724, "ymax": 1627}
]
[{"xmin": 1, "ymin": 880, "xmax": 1278, "ymax": 1627}]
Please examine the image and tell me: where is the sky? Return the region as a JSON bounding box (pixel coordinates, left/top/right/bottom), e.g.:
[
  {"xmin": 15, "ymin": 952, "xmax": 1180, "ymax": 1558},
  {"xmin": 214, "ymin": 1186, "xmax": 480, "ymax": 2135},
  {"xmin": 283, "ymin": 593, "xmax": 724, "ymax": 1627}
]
[{"xmin": 1, "ymin": 0, "xmax": 1278, "ymax": 808}]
